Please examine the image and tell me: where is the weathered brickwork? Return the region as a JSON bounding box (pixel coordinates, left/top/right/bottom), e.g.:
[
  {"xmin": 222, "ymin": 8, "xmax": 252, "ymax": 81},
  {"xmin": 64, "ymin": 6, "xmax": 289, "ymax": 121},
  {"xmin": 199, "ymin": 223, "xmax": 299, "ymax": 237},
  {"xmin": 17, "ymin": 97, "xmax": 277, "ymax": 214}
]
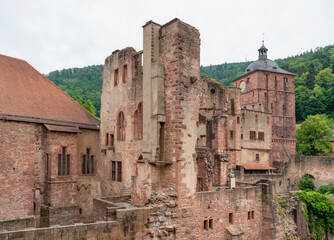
[
  {"xmin": 1, "ymin": 17, "xmax": 318, "ymax": 240},
  {"xmin": 0, "ymin": 121, "xmax": 35, "ymax": 220}
]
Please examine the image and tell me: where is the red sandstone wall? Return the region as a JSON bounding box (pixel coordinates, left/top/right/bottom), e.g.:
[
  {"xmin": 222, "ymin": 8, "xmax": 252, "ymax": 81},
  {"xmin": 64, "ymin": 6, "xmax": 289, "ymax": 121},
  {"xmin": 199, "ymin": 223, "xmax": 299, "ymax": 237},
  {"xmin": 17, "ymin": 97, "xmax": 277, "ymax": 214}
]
[
  {"xmin": 159, "ymin": 19, "xmax": 201, "ymax": 201},
  {"xmin": 0, "ymin": 121, "xmax": 35, "ymax": 220},
  {"xmin": 270, "ymin": 139, "xmax": 296, "ymax": 168},
  {"xmin": 101, "ymin": 47, "xmax": 144, "ymax": 202}
]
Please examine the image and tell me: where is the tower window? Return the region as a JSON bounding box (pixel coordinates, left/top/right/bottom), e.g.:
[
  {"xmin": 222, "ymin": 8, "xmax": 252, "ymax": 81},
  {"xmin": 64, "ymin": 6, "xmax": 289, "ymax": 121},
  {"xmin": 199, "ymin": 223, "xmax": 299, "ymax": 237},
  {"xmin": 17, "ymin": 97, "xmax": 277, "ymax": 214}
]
[
  {"xmin": 258, "ymin": 132, "xmax": 264, "ymax": 141},
  {"xmin": 230, "ymin": 131, "xmax": 234, "ymax": 139},
  {"xmin": 255, "ymin": 115, "xmax": 258, "ymax": 123},
  {"xmin": 256, "ymin": 154, "xmax": 260, "ymax": 162},
  {"xmin": 250, "ymin": 131, "xmax": 256, "ymax": 140}
]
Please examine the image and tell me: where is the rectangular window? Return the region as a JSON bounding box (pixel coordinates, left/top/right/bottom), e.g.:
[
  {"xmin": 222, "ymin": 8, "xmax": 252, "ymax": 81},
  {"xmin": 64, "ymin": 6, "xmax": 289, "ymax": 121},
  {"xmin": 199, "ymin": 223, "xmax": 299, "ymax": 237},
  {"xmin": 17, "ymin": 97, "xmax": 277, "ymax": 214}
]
[
  {"xmin": 204, "ymin": 220, "xmax": 208, "ymax": 230},
  {"xmin": 87, "ymin": 149, "xmax": 90, "ymax": 174},
  {"xmin": 231, "ymin": 99, "xmax": 235, "ymax": 115},
  {"xmin": 256, "ymin": 154, "xmax": 260, "ymax": 162},
  {"xmin": 46, "ymin": 153, "xmax": 49, "ymax": 176},
  {"xmin": 62, "ymin": 147, "xmax": 66, "ymax": 176},
  {"xmin": 247, "ymin": 78, "xmax": 250, "ymax": 83},
  {"xmin": 229, "ymin": 213, "xmax": 233, "ymax": 224},
  {"xmin": 58, "ymin": 147, "xmax": 70, "ymax": 176},
  {"xmin": 250, "ymin": 131, "xmax": 256, "ymax": 140},
  {"xmin": 111, "ymin": 161, "xmax": 116, "ymax": 181},
  {"xmin": 114, "ymin": 69, "xmax": 119, "ymax": 86},
  {"xmin": 255, "ymin": 115, "xmax": 258, "ymax": 123},
  {"xmin": 248, "ymin": 211, "xmax": 251, "ymax": 220},
  {"xmin": 67, "ymin": 154, "xmax": 70, "ymax": 175},
  {"xmin": 209, "ymin": 219, "xmax": 213, "ymax": 229},
  {"xmin": 230, "ymin": 131, "xmax": 234, "ymax": 139},
  {"xmin": 82, "ymin": 155, "xmax": 86, "ymax": 174},
  {"xmin": 242, "ymin": 113, "xmax": 245, "ymax": 121},
  {"xmin": 110, "ymin": 134, "xmax": 114, "ymax": 147},
  {"xmin": 117, "ymin": 161, "xmax": 122, "ymax": 182},
  {"xmin": 237, "ymin": 117, "xmax": 240, "ymax": 124},
  {"xmin": 106, "ymin": 133, "xmax": 109, "ymax": 146},
  {"xmin": 251, "ymin": 211, "xmax": 254, "ymax": 219},
  {"xmin": 58, "ymin": 154, "xmax": 61, "ymax": 176},
  {"xmin": 122, "ymin": 64, "xmax": 127, "ymax": 83},
  {"xmin": 258, "ymin": 132, "xmax": 264, "ymax": 141},
  {"xmin": 241, "ymin": 134, "xmax": 243, "ymax": 140},
  {"xmin": 91, "ymin": 156, "xmax": 94, "ymax": 174}
]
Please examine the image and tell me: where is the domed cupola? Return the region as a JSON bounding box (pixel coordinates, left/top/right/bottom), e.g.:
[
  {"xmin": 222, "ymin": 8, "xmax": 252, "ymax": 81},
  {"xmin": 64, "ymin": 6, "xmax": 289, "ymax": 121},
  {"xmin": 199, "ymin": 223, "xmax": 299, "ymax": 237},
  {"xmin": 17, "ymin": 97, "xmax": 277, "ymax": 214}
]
[
  {"xmin": 243, "ymin": 42, "xmax": 295, "ymax": 76},
  {"xmin": 258, "ymin": 41, "xmax": 268, "ymax": 60}
]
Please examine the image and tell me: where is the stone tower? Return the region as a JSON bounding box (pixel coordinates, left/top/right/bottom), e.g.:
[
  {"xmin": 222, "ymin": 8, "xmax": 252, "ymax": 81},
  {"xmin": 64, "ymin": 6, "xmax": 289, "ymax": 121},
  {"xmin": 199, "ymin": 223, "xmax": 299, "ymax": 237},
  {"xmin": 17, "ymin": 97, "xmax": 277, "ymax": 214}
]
[{"xmin": 233, "ymin": 43, "xmax": 296, "ymax": 168}]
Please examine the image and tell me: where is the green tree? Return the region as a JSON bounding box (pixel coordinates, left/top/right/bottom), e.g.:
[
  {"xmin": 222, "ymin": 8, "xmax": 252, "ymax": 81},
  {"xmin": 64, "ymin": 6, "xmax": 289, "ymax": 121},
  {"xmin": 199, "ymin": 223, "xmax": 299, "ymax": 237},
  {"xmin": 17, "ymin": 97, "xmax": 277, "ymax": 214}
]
[
  {"xmin": 298, "ymin": 191, "xmax": 334, "ymax": 240},
  {"xmin": 298, "ymin": 174, "xmax": 315, "ymax": 191},
  {"xmin": 318, "ymin": 183, "xmax": 334, "ymax": 195},
  {"xmin": 76, "ymin": 97, "xmax": 96, "ymax": 116},
  {"xmin": 296, "ymin": 114, "xmax": 333, "ymax": 156},
  {"xmin": 315, "ymin": 68, "xmax": 334, "ymax": 89}
]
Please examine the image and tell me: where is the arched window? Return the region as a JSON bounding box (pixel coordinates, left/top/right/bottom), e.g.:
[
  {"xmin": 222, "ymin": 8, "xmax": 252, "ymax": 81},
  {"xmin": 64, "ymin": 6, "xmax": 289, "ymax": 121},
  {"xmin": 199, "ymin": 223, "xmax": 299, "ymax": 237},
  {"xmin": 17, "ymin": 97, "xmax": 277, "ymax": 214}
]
[{"xmin": 117, "ymin": 111, "xmax": 125, "ymax": 141}]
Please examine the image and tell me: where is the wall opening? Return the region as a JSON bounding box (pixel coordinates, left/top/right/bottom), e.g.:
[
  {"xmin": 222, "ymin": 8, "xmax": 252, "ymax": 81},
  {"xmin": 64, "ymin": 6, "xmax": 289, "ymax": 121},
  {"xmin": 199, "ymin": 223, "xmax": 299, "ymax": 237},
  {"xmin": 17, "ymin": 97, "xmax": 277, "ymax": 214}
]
[{"xmin": 159, "ymin": 122, "xmax": 165, "ymax": 162}]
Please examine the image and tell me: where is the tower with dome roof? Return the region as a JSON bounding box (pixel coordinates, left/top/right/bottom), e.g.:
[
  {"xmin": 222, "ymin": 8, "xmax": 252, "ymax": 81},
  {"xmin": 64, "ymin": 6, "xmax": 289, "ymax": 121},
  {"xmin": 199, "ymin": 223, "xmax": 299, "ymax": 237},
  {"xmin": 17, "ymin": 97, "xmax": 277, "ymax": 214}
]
[{"xmin": 233, "ymin": 43, "xmax": 296, "ymax": 168}]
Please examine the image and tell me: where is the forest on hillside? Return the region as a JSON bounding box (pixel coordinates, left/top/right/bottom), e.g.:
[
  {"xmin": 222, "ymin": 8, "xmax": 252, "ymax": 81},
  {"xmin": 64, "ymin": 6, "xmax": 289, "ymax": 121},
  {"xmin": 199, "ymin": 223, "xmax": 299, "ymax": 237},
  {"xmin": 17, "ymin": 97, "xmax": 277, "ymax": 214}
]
[{"xmin": 47, "ymin": 45, "xmax": 334, "ymax": 121}]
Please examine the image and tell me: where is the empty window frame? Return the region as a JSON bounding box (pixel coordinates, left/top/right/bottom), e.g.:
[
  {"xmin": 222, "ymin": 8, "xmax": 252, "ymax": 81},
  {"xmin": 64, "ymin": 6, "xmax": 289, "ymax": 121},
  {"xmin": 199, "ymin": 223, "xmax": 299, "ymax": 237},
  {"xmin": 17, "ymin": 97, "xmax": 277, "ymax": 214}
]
[
  {"xmin": 134, "ymin": 102, "xmax": 143, "ymax": 140},
  {"xmin": 204, "ymin": 220, "xmax": 208, "ymax": 230},
  {"xmin": 58, "ymin": 147, "xmax": 70, "ymax": 176},
  {"xmin": 122, "ymin": 64, "xmax": 127, "ymax": 83},
  {"xmin": 111, "ymin": 161, "xmax": 122, "ymax": 182},
  {"xmin": 250, "ymin": 131, "xmax": 256, "ymax": 140},
  {"xmin": 45, "ymin": 153, "xmax": 49, "ymax": 176},
  {"xmin": 117, "ymin": 111, "xmax": 125, "ymax": 141},
  {"xmin": 114, "ymin": 69, "xmax": 119, "ymax": 86},
  {"xmin": 229, "ymin": 213, "xmax": 233, "ymax": 224},
  {"xmin": 82, "ymin": 148, "xmax": 94, "ymax": 175},
  {"xmin": 258, "ymin": 132, "xmax": 264, "ymax": 141},
  {"xmin": 230, "ymin": 99, "xmax": 235, "ymax": 115},
  {"xmin": 209, "ymin": 219, "xmax": 213, "ymax": 229}
]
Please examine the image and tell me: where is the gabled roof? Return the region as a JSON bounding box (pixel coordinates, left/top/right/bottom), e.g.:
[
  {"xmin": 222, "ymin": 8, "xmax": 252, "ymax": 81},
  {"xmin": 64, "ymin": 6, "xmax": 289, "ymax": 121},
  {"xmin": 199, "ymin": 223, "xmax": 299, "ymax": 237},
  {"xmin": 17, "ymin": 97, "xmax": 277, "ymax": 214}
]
[{"xmin": 0, "ymin": 54, "xmax": 99, "ymax": 129}]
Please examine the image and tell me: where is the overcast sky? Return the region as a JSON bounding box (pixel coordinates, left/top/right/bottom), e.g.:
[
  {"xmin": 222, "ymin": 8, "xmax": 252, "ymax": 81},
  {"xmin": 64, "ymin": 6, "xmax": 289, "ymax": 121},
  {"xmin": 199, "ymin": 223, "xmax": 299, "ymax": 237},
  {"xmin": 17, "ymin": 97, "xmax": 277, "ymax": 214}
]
[{"xmin": 0, "ymin": 0, "xmax": 333, "ymax": 74}]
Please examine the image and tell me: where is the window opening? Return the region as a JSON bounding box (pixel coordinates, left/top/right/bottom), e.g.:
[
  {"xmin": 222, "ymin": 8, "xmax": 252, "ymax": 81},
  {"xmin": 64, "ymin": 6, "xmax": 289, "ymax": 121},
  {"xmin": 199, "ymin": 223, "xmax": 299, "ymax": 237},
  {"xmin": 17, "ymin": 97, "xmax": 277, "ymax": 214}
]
[{"xmin": 58, "ymin": 147, "xmax": 70, "ymax": 176}]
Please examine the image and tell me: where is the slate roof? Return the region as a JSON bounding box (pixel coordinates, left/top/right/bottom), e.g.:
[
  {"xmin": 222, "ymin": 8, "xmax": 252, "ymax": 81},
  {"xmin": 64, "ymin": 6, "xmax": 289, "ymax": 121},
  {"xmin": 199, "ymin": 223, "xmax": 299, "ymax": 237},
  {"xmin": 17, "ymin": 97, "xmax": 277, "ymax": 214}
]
[{"xmin": 0, "ymin": 54, "xmax": 99, "ymax": 129}]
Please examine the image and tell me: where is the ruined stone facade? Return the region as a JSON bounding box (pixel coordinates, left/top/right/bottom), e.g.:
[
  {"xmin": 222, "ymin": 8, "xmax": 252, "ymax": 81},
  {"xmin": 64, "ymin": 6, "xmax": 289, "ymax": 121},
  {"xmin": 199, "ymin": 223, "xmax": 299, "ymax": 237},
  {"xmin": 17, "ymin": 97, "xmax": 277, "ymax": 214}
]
[{"xmin": 2, "ymin": 18, "xmax": 325, "ymax": 240}]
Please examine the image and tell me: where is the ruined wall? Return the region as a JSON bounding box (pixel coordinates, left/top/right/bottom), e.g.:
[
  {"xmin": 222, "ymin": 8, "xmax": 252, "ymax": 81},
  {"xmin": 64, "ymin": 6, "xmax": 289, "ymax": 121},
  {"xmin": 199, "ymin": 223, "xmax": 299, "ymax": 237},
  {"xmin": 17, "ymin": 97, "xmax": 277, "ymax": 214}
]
[
  {"xmin": 101, "ymin": 47, "xmax": 144, "ymax": 201},
  {"xmin": 159, "ymin": 19, "xmax": 201, "ymax": 201},
  {"xmin": 287, "ymin": 155, "xmax": 334, "ymax": 189},
  {"xmin": 271, "ymin": 139, "xmax": 296, "ymax": 168},
  {"xmin": 0, "ymin": 207, "xmax": 150, "ymax": 240},
  {"xmin": 0, "ymin": 121, "xmax": 35, "ymax": 221},
  {"xmin": 147, "ymin": 186, "xmax": 263, "ymax": 240}
]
